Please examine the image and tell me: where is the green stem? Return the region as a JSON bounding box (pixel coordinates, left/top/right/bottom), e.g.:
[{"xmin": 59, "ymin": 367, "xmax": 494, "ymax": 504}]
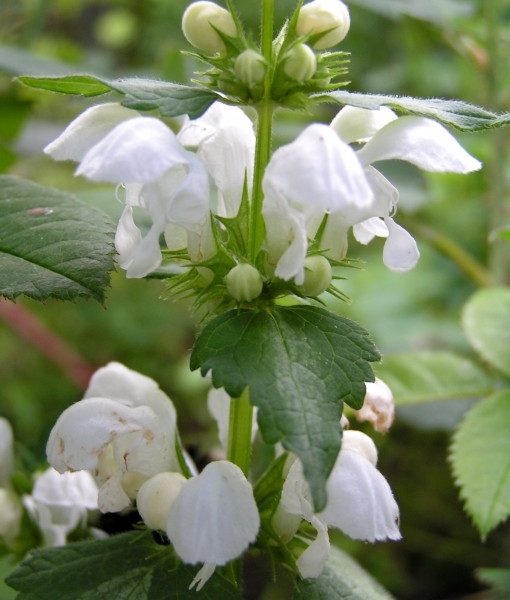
[
  {"xmin": 227, "ymin": 388, "xmax": 253, "ymax": 476},
  {"xmin": 249, "ymin": 0, "xmax": 275, "ymax": 262},
  {"xmin": 484, "ymin": 0, "xmax": 510, "ymax": 284},
  {"xmin": 407, "ymin": 221, "xmax": 491, "ymax": 288}
]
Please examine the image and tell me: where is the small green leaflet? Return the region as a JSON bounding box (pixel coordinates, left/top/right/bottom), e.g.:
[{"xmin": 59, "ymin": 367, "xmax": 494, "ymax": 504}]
[
  {"xmin": 6, "ymin": 531, "xmax": 242, "ymax": 599},
  {"xmin": 375, "ymin": 351, "xmax": 493, "ymax": 405},
  {"xmin": 317, "ymin": 90, "xmax": 510, "ymax": 131},
  {"xmin": 191, "ymin": 305, "xmax": 379, "ymax": 511},
  {"xmin": 17, "ymin": 75, "xmax": 221, "ymax": 119},
  {"xmin": 463, "ymin": 288, "xmax": 510, "ymax": 378},
  {"xmin": 450, "ymin": 391, "xmax": 510, "ymax": 539},
  {"xmin": 0, "ymin": 175, "xmax": 115, "ymax": 302},
  {"xmin": 293, "ymin": 545, "xmax": 394, "ymax": 599}
]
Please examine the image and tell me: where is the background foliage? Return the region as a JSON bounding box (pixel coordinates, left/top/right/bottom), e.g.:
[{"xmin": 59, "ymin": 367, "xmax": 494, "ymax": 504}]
[{"xmin": 1, "ymin": 0, "xmax": 510, "ymax": 598}]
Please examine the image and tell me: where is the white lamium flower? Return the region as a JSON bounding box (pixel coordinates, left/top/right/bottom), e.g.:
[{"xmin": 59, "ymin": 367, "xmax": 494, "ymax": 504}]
[
  {"xmin": 23, "ymin": 467, "xmax": 98, "ymax": 547},
  {"xmin": 356, "ymin": 378, "xmax": 395, "ymax": 433},
  {"xmin": 326, "ymin": 106, "xmax": 482, "ymax": 271},
  {"xmin": 182, "ymin": 1, "xmax": 237, "ymax": 56},
  {"xmin": 297, "ymin": 0, "xmax": 351, "ymax": 50},
  {"xmin": 0, "ymin": 417, "xmax": 14, "ymax": 485},
  {"xmin": 262, "ymin": 123, "xmax": 373, "ymax": 283},
  {"xmin": 44, "ymin": 103, "xmax": 138, "ymax": 162},
  {"xmin": 276, "ymin": 430, "xmax": 400, "ymax": 578},
  {"xmin": 179, "ymin": 102, "xmax": 256, "ymax": 218},
  {"xmin": 166, "ymin": 461, "xmax": 260, "ymax": 591},
  {"xmin": 47, "ymin": 362, "xmax": 180, "ymax": 513}
]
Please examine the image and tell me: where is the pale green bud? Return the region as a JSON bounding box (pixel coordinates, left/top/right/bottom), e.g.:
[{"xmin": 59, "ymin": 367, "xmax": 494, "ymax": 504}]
[
  {"xmin": 226, "ymin": 264, "xmax": 263, "ymax": 302},
  {"xmin": 182, "ymin": 1, "xmax": 237, "ymax": 56},
  {"xmin": 137, "ymin": 472, "xmax": 187, "ymax": 531},
  {"xmin": 234, "ymin": 49, "xmax": 266, "ymax": 88},
  {"xmin": 299, "ymin": 255, "xmax": 332, "ymax": 296},
  {"xmin": 283, "ymin": 44, "xmax": 317, "ymax": 83},
  {"xmin": 297, "ymin": 0, "xmax": 350, "ymax": 50}
]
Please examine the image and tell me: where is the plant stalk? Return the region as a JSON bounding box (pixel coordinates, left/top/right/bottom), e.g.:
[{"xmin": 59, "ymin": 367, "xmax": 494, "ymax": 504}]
[{"xmin": 227, "ymin": 388, "xmax": 253, "ymax": 476}]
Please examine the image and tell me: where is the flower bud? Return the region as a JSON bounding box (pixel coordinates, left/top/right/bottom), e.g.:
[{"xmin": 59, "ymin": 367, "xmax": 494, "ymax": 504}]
[
  {"xmin": 342, "ymin": 430, "xmax": 378, "ymax": 466},
  {"xmin": 356, "ymin": 378, "xmax": 395, "ymax": 433},
  {"xmin": 182, "ymin": 1, "xmax": 237, "ymax": 56},
  {"xmin": 226, "ymin": 264, "xmax": 263, "ymax": 302},
  {"xmin": 298, "ymin": 255, "xmax": 332, "ymax": 296},
  {"xmin": 283, "ymin": 44, "xmax": 317, "ymax": 83},
  {"xmin": 137, "ymin": 472, "xmax": 187, "ymax": 531},
  {"xmin": 297, "ymin": 0, "xmax": 350, "ymax": 50},
  {"xmin": 234, "ymin": 49, "xmax": 266, "ymax": 88}
]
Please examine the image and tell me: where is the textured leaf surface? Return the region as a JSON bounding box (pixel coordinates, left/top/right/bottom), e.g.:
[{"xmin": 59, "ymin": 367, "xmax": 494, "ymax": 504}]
[
  {"xmin": 6, "ymin": 531, "xmax": 241, "ymax": 599},
  {"xmin": 294, "ymin": 545, "xmax": 394, "ymax": 599},
  {"xmin": 451, "ymin": 391, "xmax": 510, "ymax": 538},
  {"xmin": 376, "ymin": 351, "xmax": 493, "ymax": 404},
  {"xmin": 463, "ymin": 288, "xmax": 510, "ymax": 378},
  {"xmin": 0, "ymin": 175, "xmax": 115, "ymax": 302},
  {"xmin": 191, "ymin": 306, "xmax": 379, "ymax": 511},
  {"xmin": 319, "ymin": 90, "xmax": 510, "ymax": 131},
  {"xmin": 18, "ymin": 75, "xmax": 220, "ymax": 118}
]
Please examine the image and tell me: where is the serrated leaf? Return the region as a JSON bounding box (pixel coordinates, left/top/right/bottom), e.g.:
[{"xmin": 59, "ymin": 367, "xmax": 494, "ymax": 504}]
[
  {"xmin": 463, "ymin": 288, "xmax": 510, "ymax": 378},
  {"xmin": 190, "ymin": 305, "xmax": 379, "ymax": 511},
  {"xmin": 6, "ymin": 531, "xmax": 242, "ymax": 599},
  {"xmin": 293, "ymin": 545, "xmax": 394, "ymax": 599},
  {"xmin": 375, "ymin": 351, "xmax": 493, "ymax": 404},
  {"xmin": 317, "ymin": 90, "xmax": 510, "ymax": 131},
  {"xmin": 0, "ymin": 175, "xmax": 115, "ymax": 302},
  {"xmin": 450, "ymin": 391, "xmax": 510, "ymax": 538},
  {"xmin": 18, "ymin": 75, "xmax": 221, "ymax": 119}
]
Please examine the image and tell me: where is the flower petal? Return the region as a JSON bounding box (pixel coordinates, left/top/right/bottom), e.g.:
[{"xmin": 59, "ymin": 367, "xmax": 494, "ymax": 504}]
[
  {"xmin": 44, "ymin": 103, "xmax": 138, "ymax": 162},
  {"xmin": 76, "ymin": 117, "xmax": 188, "ymax": 183},
  {"xmin": 167, "ymin": 461, "xmax": 260, "ymax": 566},
  {"xmin": 357, "ymin": 116, "xmax": 482, "ymax": 173},
  {"xmin": 179, "ymin": 102, "xmax": 255, "ymax": 218},
  {"xmin": 0, "ymin": 417, "xmax": 14, "ymax": 485},
  {"xmin": 353, "ymin": 217, "xmax": 388, "ymax": 245},
  {"xmin": 115, "ymin": 206, "xmax": 144, "ymax": 271},
  {"xmin": 263, "ymin": 124, "xmax": 373, "ymax": 215},
  {"xmin": 331, "ymin": 105, "xmax": 397, "ymax": 144},
  {"xmin": 356, "ymin": 378, "xmax": 395, "ymax": 433},
  {"xmin": 296, "ymin": 516, "xmax": 330, "ymax": 579},
  {"xmin": 382, "ymin": 217, "xmax": 420, "ymax": 271},
  {"xmin": 319, "ymin": 447, "xmax": 401, "ymax": 542},
  {"xmin": 31, "ymin": 468, "xmax": 98, "ymax": 510}
]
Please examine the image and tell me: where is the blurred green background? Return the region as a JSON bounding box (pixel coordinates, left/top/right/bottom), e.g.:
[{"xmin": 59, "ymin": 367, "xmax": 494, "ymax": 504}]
[{"xmin": 1, "ymin": 1, "xmax": 510, "ymax": 598}]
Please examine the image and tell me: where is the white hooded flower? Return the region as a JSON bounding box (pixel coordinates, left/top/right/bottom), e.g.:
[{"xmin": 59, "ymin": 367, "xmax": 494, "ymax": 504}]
[
  {"xmin": 262, "ymin": 123, "xmax": 373, "ymax": 283},
  {"xmin": 178, "ymin": 102, "xmax": 256, "ymax": 218},
  {"xmin": 45, "ymin": 104, "xmax": 214, "ymax": 277},
  {"xmin": 276, "ymin": 430, "xmax": 400, "ymax": 579},
  {"xmin": 23, "ymin": 468, "xmax": 98, "ymax": 547},
  {"xmin": 47, "ymin": 362, "xmax": 180, "ymax": 513},
  {"xmin": 356, "ymin": 378, "xmax": 395, "ymax": 433},
  {"xmin": 166, "ymin": 461, "xmax": 260, "ymax": 590},
  {"xmin": 327, "ymin": 105, "xmax": 482, "ymax": 271}
]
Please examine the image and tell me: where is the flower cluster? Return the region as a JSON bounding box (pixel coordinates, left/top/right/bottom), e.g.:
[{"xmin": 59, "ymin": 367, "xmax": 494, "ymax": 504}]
[{"xmin": 43, "ymin": 362, "xmax": 399, "ymax": 589}]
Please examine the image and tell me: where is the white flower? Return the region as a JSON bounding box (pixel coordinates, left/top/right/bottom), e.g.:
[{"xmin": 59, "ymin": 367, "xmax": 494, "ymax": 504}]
[
  {"xmin": 47, "ymin": 362, "xmax": 180, "ymax": 513},
  {"xmin": 275, "ymin": 430, "xmax": 400, "ymax": 579},
  {"xmin": 182, "ymin": 1, "xmax": 237, "ymax": 56},
  {"xmin": 23, "ymin": 468, "xmax": 98, "ymax": 547},
  {"xmin": 166, "ymin": 461, "xmax": 260, "ymax": 590},
  {"xmin": 178, "ymin": 102, "xmax": 256, "ymax": 218},
  {"xmin": 356, "ymin": 378, "xmax": 395, "ymax": 433},
  {"xmin": 328, "ymin": 106, "xmax": 482, "ymax": 271},
  {"xmin": 0, "ymin": 418, "xmax": 21, "ymax": 545},
  {"xmin": 45, "ymin": 104, "xmax": 214, "ymax": 277},
  {"xmin": 297, "ymin": 0, "xmax": 351, "ymax": 50},
  {"xmin": 262, "ymin": 124, "xmax": 373, "ymax": 284}
]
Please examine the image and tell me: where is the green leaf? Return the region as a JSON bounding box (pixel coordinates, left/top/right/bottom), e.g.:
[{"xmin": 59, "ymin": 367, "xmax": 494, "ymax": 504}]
[
  {"xmin": 477, "ymin": 568, "xmax": 510, "ymax": 596},
  {"xmin": 450, "ymin": 391, "xmax": 510, "ymax": 538},
  {"xmin": 293, "ymin": 545, "xmax": 394, "ymax": 599},
  {"xmin": 375, "ymin": 351, "xmax": 493, "ymax": 404},
  {"xmin": 190, "ymin": 305, "xmax": 379, "ymax": 511},
  {"xmin": 0, "ymin": 45, "xmax": 76, "ymax": 77},
  {"xmin": 18, "ymin": 75, "xmax": 220, "ymax": 118},
  {"xmin": 463, "ymin": 288, "xmax": 510, "ymax": 378},
  {"xmin": 316, "ymin": 90, "xmax": 510, "ymax": 131},
  {"xmin": 348, "ymin": 0, "xmax": 473, "ymax": 23},
  {"xmin": 6, "ymin": 531, "xmax": 242, "ymax": 599},
  {"xmin": 0, "ymin": 175, "xmax": 115, "ymax": 302}
]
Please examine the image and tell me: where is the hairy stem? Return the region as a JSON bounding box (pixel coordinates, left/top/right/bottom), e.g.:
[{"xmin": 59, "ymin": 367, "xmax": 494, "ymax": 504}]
[
  {"xmin": 227, "ymin": 388, "xmax": 253, "ymax": 476},
  {"xmin": 249, "ymin": 0, "xmax": 274, "ymax": 262}
]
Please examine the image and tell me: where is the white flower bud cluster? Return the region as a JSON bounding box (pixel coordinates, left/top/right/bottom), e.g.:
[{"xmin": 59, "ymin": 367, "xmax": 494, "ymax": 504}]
[
  {"xmin": 297, "ymin": 0, "xmax": 351, "ymax": 49},
  {"xmin": 182, "ymin": 1, "xmax": 237, "ymax": 56}
]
